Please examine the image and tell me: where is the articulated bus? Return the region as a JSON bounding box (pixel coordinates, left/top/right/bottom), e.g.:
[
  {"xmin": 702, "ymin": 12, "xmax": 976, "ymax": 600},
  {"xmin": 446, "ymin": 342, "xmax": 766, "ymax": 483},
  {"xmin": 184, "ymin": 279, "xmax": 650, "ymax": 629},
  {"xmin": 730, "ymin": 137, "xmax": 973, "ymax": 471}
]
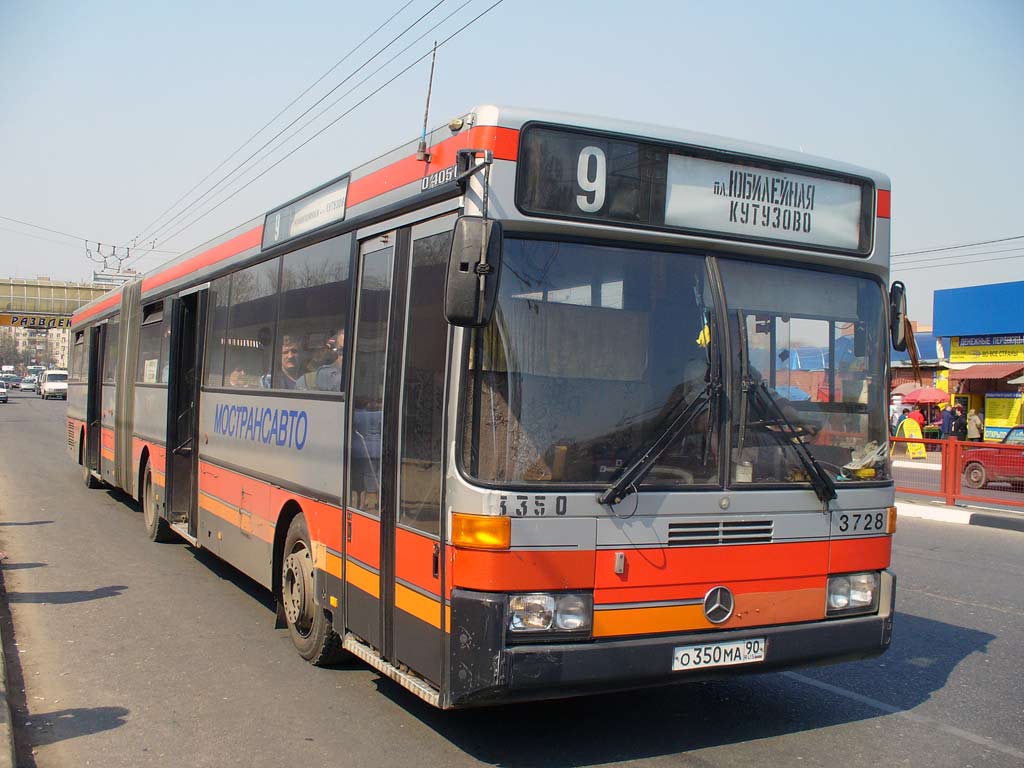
[{"xmin": 67, "ymin": 105, "xmax": 906, "ymax": 708}]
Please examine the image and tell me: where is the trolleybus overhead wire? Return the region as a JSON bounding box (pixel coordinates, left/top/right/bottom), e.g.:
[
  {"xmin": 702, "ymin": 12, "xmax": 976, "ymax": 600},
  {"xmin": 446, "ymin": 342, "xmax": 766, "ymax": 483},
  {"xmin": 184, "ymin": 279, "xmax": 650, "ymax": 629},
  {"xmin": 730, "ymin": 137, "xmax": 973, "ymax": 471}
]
[
  {"xmin": 130, "ymin": 0, "xmax": 449, "ymax": 255},
  {"xmin": 150, "ymin": 0, "xmax": 506, "ymax": 251}
]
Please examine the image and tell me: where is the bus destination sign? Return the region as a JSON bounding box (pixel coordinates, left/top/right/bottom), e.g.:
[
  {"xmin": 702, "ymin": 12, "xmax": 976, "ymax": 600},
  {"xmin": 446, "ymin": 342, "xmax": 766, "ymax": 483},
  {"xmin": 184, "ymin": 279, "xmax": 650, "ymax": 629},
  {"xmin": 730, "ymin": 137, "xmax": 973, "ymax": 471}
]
[
  {"xmin": 516, "ymin": 125, "xmax": 873, "ymax": 254},
  {"xmin": 263, "ymin": 176, "xmax": 349, "ymax": 250}
]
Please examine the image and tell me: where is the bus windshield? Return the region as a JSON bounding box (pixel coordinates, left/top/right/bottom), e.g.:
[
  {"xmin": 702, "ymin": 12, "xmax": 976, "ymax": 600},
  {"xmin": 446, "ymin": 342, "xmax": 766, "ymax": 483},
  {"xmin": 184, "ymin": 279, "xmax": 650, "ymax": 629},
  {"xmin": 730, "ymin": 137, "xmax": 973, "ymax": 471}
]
[
  {"xmin": 462, "ymin": 238, "xmax": 889, "ymax": 489},
  {"xmin": 720, "ymin": 259, "xmax": 889, "ymax": 486}
]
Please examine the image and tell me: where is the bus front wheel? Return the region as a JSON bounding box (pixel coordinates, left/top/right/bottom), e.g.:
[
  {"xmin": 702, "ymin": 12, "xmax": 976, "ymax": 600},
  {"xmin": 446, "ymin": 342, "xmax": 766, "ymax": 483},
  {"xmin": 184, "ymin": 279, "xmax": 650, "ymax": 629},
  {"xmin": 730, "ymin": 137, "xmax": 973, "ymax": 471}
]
[
  {"xmin": 281, "ymin": 514, "xmax": 343, "ymax": 665},
  {"xmin": 143, "ymin": 463, "xmax": 174, "ymax": 542}
]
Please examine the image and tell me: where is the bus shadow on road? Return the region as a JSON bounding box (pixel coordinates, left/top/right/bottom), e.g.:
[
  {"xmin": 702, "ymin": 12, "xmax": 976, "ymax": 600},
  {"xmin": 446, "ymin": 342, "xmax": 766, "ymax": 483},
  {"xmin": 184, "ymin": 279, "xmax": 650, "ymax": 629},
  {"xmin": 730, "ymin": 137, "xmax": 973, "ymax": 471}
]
[
  {"xmin": 5, "ymin": 584, "xmax": 127, "ymax": 604},
  {"xmin": 20, "ymin": 706, "xmax": 130, "ymax": 749},
  {"xmin": 371, "ymin": 610, "xmax": 994, "ymax": 767}
]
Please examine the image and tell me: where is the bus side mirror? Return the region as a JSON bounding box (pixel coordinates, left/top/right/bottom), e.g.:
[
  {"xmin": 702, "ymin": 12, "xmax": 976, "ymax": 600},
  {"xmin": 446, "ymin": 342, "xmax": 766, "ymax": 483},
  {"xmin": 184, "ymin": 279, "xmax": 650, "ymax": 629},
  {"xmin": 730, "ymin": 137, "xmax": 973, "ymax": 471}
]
[
  {"xmin": 889, "ymin": 281, "xmax": 907, "ymax": 352},
  {"xmin": 445, "ymin": 217, "xmax": 503, "ymax": 327}
]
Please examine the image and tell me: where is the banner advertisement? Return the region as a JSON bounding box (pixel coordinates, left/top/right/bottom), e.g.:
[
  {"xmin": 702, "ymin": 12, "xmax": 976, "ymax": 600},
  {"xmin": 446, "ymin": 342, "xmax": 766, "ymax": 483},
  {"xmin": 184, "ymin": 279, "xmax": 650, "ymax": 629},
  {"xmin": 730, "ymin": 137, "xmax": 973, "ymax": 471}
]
[
  {"xmin": 0, "ymin": 313, "xmax": 72, "ymax": 329},
  {"xmin": 983, "ymin": 392, "xmax": 1023, "ymax": 441},
  {"xmin": 949, "ymin": 334, "xmax": 1024, "ymax": 363}
]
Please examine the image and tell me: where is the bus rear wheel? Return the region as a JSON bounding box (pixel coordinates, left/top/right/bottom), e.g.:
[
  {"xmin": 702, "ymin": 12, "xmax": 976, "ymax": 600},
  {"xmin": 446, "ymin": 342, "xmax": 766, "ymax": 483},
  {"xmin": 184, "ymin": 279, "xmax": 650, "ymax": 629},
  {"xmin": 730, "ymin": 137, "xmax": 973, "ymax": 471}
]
[
  {"xmin": 82, "ymin": 440, "xmax": 101, "ymax": 489},
  {"xmin": 281, "ymin": 514, "xmax": 342, "ymax": 665},
  {"xmin": 143, "ymin": 463, "xmax": 174, "ymax": 542}
]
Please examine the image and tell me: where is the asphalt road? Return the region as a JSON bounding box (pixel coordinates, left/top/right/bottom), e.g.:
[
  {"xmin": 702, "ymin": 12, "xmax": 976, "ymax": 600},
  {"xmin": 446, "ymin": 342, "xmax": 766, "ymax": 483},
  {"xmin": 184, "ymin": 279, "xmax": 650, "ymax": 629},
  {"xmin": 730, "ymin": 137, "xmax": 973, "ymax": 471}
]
[{"xmin": 1, "ymin": 389, "xmax": 1022, "ymax": 767}]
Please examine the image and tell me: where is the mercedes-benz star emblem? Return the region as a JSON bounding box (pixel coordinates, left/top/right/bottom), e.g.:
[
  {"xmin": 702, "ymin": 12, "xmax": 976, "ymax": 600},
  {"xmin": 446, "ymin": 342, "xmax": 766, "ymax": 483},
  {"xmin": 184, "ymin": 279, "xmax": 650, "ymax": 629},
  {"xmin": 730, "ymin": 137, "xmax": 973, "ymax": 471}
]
[{"xmin": 703, "ymin": 586, "xmax": 735, "ymax": 624}]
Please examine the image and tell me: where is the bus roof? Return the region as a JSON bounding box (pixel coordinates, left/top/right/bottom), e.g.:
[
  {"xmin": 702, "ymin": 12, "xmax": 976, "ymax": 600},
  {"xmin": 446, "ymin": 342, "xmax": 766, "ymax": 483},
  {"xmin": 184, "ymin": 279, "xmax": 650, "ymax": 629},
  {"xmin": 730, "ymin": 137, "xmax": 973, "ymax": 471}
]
[{"xmin": 72, "ymin": 104, "xmax": 888, "ymax": 328}]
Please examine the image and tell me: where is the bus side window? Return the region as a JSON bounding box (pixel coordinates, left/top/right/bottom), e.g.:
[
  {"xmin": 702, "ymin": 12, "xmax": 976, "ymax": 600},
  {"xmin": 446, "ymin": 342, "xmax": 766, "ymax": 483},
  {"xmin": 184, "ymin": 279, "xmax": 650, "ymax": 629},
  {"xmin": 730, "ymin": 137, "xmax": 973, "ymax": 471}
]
[
  {"xmin": 278, "ymin": 234, "xmax": 352, "ymax": 392},
  {"xmin": 205, "ymin": 282, "xmax": 231, "ymax": 387},
  {"xmin": 103, "ymin": 317, "xmax": 120, "ymax": 383},
  {"xmin": 222, "ymin": 259, "xmax": 280, "ymax": 390},
  {"xmin": 398, "ymin": 230, "xmax": 452, "ymax": 536}
]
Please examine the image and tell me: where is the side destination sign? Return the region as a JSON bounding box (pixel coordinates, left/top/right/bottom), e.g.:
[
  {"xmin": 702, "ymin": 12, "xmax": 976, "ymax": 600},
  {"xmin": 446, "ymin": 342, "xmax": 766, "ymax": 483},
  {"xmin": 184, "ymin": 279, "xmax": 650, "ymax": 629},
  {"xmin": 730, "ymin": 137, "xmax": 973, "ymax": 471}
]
[
  {"xmin": 516, "ymin": 124, "xmax": 874, "ymax": 254},
  {"xmin": 263, "ymin": 176, "xmax": 348, "ymax": 250}
]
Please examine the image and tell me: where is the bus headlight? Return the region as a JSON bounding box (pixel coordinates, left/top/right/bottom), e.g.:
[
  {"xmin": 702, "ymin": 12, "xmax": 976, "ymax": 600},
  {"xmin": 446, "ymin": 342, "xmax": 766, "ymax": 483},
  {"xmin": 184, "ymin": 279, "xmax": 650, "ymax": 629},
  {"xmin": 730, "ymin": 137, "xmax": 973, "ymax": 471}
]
[
  {"xmin": 508, "ymin": 592, "xmax": 593, "ymax": 635},
  {"xmin": 827, "ymin": 572, "xmax": 879, "ymax": 616}
]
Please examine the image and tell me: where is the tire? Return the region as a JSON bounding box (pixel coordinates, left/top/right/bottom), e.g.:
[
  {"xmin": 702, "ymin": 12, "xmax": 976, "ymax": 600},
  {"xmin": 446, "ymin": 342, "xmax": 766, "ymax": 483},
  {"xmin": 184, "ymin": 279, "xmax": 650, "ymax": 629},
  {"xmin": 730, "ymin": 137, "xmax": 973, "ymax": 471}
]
[
  {"xmin": 142, "ymin": 463, "xmax": 174, "ymax": 542},
  {"xmin": 281, "ymin": 515, "xmax": 343, "ymax": 665},
  {"xmin": 962, "ymin": 462, "xmax": 988, "ymax": 490}
]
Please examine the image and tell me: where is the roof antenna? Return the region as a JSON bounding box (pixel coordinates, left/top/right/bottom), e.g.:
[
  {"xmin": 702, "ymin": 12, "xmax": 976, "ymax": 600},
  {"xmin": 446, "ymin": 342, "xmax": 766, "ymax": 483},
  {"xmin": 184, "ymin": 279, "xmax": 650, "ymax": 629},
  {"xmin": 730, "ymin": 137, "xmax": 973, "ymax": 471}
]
[{"xmin": 416, "ymin": 41, "xmax": 438, "ymax": 163}]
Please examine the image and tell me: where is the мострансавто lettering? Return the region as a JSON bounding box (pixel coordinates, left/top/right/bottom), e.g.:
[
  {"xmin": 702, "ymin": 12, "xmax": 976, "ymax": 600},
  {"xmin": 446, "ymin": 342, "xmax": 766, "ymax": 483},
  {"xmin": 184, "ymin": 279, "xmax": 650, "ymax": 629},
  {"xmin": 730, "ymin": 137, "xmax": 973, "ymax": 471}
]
[
  {"xmin": 714, "ymin": 169, "xmax": 816, "ymax": 235},
  {"xmin": 213, "ymin": 403, "xmax": 308, "ymax": 450}
]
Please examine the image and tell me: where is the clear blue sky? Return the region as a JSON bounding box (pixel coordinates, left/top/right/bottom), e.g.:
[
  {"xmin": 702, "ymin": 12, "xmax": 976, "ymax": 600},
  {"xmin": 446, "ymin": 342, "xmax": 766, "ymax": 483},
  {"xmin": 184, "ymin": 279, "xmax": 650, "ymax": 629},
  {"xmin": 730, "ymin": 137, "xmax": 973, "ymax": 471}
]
[{"xmin": 2, "ymin": 0, "xmax": 1022, "ymax": 324}]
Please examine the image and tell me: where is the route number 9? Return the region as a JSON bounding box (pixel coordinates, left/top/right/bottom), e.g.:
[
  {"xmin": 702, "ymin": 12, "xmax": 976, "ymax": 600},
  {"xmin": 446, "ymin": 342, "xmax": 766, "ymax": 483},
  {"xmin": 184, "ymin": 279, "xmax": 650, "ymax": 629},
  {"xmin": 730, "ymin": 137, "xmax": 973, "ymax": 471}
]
[{"xmin": 576, "ymin": 146, "xmax": 606, "ymax": 213}]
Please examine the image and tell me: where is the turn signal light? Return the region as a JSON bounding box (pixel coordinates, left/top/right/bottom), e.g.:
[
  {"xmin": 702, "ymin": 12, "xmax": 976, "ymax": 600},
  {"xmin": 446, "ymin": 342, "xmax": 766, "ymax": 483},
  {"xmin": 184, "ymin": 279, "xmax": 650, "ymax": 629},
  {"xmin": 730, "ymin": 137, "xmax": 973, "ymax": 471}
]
[
  {"xmin": 451, "ymin": 513, "xmax": 510, "ymax": 550},
  {"xmin": 886, "ymin": 506, "xmax": 898, "ymax": 534}
]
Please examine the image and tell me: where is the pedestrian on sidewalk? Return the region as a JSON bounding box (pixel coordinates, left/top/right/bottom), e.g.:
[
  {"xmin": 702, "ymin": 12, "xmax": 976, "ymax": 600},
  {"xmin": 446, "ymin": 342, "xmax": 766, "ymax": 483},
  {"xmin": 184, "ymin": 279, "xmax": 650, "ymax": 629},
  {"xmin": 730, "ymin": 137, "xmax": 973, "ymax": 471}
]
[
  {"xmin": 908, "ymin": 405, "xmax": 926, "ymax": 427},
  {"xmin": 952, "ymin": 404, "xmax": 968, "ymax": 441},
  {"xmin": 966, "ymin": 408, "xmax": 984, "ymax": 441},
  {"xmin": 940, "ymin": 403, "xmax": 954, "ymax": 438}
]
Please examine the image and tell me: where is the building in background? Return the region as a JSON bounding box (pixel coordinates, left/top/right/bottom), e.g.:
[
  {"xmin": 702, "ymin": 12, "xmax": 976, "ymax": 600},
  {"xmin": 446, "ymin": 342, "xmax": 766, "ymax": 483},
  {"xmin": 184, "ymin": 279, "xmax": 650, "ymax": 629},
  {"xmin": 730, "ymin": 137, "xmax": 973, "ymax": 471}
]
[
  {"xmin": 933, "ymin": 280, "xmax": 1024, "ymax": 441},
  {"xmin": 0, "ymin": 277, "xmax": 109, "ymax": 372}
]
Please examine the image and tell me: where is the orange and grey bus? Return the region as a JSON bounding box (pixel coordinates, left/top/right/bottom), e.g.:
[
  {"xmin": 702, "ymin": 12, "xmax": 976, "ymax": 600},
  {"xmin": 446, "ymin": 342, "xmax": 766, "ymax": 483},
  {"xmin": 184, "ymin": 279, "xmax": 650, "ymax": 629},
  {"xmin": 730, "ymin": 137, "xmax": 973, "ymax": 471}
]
[{"xmin": 67, "ymin": 106, "xmax": 906, "ymax": 708}]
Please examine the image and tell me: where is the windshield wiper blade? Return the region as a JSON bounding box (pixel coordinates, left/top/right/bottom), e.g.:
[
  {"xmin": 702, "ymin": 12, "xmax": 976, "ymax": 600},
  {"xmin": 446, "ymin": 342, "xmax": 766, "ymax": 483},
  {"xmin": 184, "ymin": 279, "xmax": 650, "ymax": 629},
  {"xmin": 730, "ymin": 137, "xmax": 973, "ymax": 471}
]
[
  {"xmin": 598, "ymin": 380, "xmax": 717, "ymax": 507},
  {"xmin": 747, "ymin": 381, "xmax": 836, "ymax": 504}
]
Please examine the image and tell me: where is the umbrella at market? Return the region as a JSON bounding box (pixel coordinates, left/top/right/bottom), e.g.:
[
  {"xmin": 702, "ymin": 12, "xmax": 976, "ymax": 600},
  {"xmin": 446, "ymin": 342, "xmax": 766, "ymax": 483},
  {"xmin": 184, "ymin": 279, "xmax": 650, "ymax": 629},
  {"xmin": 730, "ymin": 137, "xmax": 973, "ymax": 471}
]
[
  {"xmin": 891, "ymin": 381, "xmax": 922, "ymax": 396},
  {"xmin": 900, "ymin": 386, "xmax": 950, "ymax": 404}
]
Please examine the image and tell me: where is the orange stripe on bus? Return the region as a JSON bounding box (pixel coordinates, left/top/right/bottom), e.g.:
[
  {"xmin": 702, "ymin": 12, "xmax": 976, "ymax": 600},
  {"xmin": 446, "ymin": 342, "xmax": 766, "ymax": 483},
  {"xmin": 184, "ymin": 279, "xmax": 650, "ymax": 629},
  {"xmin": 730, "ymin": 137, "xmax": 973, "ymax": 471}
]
[
  {"xmin": 345, "ymin": 559, "xmax": 380, "ymax": 598},
  {"xmin": 593, "ymin": 584, "xmax": 826, "ymax": 638},
  {"xmin": 347, "ymin": 126, "xmax": 519, "ymax": 208},
  {"xmin": 448, "ymin": 548, "xmax": 594, "ymax": 594},
  {"xmin": 73, "ymin": 127, "xmax": 518, "ymax": 327},
  {"xmin": 73, "ymin": 226, "xmax": 262, "ymax": 325},
  {"xmin": 829, "ymin": 535, "xmax": 891, "ymax": 573},
  {"xmin": 395, "ymin": 527, "xmax": 441, "ymax": 597},
  {"xmin": 394, "ymin": 584, "xmax": 442, "ymax": 629},
  {"xmin": 594, "ymin": 541, "xmax": 829, "ymax": 590}
]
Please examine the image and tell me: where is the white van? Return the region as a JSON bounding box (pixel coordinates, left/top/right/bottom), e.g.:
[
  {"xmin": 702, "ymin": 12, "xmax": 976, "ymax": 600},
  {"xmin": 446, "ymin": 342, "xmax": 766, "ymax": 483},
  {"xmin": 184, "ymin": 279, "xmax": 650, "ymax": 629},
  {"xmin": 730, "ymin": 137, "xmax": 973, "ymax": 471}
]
[{"xmin": 40, "ymin": 370, "xmax": 68, "ymax": 400}]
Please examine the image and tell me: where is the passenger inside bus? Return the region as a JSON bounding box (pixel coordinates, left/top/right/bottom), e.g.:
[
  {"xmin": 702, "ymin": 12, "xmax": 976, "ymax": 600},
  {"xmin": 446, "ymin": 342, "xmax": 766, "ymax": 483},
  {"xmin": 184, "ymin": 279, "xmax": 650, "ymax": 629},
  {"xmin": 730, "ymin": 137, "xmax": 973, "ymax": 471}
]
[
  {"xmin": 262, "ymin": 334, "xmax": 302, "ymax": 389},
  {"xmin": 296, "ymin": 328, "xmax": 345, "ymax": 392}
]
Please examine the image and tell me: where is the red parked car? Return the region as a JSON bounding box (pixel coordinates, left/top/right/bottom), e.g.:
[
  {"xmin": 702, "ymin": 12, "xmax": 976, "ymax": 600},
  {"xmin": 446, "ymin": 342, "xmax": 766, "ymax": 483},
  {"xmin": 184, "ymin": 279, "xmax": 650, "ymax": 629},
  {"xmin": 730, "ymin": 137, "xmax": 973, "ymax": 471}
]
[{"xmin": 961, "ymin": 426, "xmax": 1024, "ymax": 492}]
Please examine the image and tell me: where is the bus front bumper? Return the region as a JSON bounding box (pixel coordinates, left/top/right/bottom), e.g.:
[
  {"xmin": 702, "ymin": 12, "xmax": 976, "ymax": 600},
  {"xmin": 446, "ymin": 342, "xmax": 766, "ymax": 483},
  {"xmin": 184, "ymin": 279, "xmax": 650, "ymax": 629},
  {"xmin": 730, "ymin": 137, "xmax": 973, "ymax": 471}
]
[{"xmin": 448, "ymin": 573, "xmax": 895, "ymax": 708}]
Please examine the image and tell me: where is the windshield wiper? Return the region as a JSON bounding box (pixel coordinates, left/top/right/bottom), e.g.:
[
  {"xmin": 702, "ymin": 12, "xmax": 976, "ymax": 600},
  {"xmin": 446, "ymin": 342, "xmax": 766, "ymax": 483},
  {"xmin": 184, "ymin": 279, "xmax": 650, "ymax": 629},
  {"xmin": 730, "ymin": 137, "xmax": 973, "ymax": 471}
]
[
  {"xmin": 746, "ymin": 380, "xmax": 836, "ymax": 505},
  {"xmin": 598, "ymin": 377, "xmax": 718, "ymax": 507}
]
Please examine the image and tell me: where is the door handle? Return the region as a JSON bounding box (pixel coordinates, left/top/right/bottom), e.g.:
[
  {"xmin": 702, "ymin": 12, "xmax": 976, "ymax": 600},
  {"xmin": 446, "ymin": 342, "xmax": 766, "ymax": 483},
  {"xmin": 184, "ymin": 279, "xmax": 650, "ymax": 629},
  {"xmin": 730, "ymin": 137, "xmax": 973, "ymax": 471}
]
[{"xmin": 432, "ymin": 543, "xmax": 440, "ymax": 579}]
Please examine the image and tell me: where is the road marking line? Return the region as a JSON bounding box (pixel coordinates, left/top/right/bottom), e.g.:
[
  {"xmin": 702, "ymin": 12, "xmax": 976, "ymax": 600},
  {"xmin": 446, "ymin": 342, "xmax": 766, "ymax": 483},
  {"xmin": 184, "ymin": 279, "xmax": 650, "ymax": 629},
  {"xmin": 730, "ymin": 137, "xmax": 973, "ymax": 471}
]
[{"xmin": 783, "ymin": 672, "xmax": 1024, "ymax": 760}]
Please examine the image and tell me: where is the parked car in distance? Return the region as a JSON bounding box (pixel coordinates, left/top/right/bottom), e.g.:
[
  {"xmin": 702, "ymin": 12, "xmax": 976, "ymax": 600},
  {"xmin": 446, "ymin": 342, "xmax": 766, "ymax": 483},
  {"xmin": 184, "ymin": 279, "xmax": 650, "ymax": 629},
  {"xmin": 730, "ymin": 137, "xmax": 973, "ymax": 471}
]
[
  {"xmin": 961, "ymin": 426, "xmax": 1024, "ymax": 492},
  {"xmin": 0, "ymin": 381, "xmax": 7, "ymax": 403},
  {"xmin": 39, "ymin": 370, "xmax": 68, "ymax": 400},
  {"xmin": 20, "ymin": 375, "xmax": 38, "ymax": 393}
]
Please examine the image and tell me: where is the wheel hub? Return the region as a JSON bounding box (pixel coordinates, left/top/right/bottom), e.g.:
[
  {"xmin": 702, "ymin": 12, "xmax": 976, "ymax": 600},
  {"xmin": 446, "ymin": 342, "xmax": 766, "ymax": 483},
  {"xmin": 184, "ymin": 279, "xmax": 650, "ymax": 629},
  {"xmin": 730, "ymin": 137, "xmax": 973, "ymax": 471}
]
[{"xmin": 283, "ymin": 548, "xmax": 312, "ymax": 628}]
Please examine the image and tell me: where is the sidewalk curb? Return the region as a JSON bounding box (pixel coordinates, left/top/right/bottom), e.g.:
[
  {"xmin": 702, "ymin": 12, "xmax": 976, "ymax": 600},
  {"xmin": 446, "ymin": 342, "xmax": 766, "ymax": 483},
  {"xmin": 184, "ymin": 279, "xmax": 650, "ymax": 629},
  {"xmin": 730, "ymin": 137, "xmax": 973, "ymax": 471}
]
[
  {"xmin": 897, "ymin": 500, "xmax": 1024, "ymax": 532},
  {"xmin": 0, "ymin": 580, "xmax": 16, "ymax": 768}
]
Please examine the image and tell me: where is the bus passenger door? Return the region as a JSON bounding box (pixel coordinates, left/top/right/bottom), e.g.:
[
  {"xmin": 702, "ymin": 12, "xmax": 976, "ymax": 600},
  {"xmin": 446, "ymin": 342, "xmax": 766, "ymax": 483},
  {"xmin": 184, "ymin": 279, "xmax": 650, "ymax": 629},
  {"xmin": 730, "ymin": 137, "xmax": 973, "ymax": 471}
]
[
  {"xmin": 165, "ymin": 289, "xmax": 207, "ymax": 539},
  {"xmin": 85, "ymin": 324, "xmax": 105, "ymax": 474},
  {"xmin": 344, "ymin": 220, "xmax": 452, "ymax": 688},
  {"xmin": 345, "ymin": 235, "xmax": 395, "ymax": 652}
]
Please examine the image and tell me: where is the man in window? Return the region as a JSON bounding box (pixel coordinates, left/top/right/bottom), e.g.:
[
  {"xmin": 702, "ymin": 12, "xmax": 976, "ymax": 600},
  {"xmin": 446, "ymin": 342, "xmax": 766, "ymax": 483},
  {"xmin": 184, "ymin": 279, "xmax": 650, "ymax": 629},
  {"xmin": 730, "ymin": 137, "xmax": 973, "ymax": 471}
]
[
  {"xmin": 262, "ymin": 334, "xmax": 302, "ymax": 389},
  {"xmin": 297, "ymin": 329, "xmax": 345, "ymax": 393}
]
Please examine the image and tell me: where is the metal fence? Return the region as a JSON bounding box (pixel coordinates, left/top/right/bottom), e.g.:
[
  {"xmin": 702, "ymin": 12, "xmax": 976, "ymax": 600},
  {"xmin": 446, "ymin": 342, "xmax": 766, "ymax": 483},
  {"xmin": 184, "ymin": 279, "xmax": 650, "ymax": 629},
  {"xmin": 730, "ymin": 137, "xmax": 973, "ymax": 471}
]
[{"xmin": 891, "ymin": 436, "xmax": 1024, "ymax": 508}]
